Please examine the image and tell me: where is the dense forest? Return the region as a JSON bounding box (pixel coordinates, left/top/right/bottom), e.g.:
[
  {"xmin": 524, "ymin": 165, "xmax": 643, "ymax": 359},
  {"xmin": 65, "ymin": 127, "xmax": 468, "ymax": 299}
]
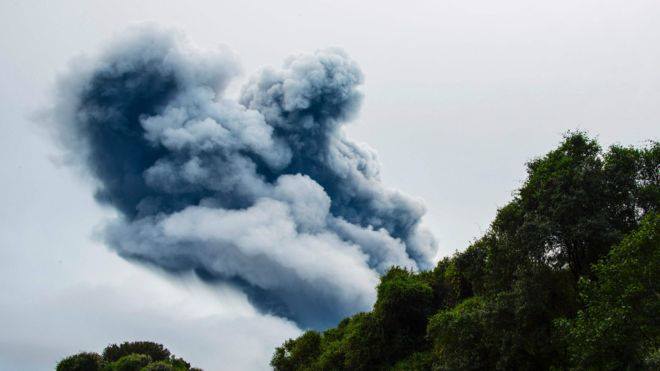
[{"xmin": 271, "ymin": 132, "xmax": 659, "ymax": 371}]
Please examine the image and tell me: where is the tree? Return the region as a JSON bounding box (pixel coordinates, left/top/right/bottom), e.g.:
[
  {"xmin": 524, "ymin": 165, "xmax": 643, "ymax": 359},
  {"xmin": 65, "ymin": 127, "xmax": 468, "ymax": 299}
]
[
  {"xmin": 391, "ymin": 352, "xmax": 433, "ymax": 371},
  {"xmin": 557, "ymin": 212, "xmax": 659, "ymax": 369},
  {"xmin": 427, "ymin": 296, "xmax": 493, "ymax": 370},
  {"xmin": 57, "ymin": 341, "xmax": 199, "ymax": 371},
  {"xmin": 341, "ymin": 312, "xmax": 388, "ymax": 371},
  {"xmin": 271, "ymin": 133, "xmax": 659, "ymax": 371},
  {"xmin": 271, "ymin": 331, "xmax": 322, "ymax": 371},
  {"xmin": 110, "ymin": 353, "xmax": 152, "ymax": 371},
  {"xmin": 514, "ymin": 134, "xmax": 658, "ymax": 280},
  {"xmin": 56, "ymin": 352, "xmax": 104, "ymax": 371},
  {"xmin": 103, "ymin": 341, "xmax": 171, "ymax": 363},
  {"xmin": 141, "ymin": 361, "xmax": 176, "ymax": 371},
  {"xmin": 373, "ymin": 267, "xmax": 434, "ymax": 362}
]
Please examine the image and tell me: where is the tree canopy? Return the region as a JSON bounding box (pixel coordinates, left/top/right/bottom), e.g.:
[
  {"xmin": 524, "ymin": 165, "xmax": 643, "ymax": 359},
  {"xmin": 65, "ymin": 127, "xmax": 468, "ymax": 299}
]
[
  {"xmin": 56, "ymin": 341, "xmax": 201, "ymax": 371},
  {"xmin": 272, "ymin": 132, "xmax": 659, "ymax": 370}
]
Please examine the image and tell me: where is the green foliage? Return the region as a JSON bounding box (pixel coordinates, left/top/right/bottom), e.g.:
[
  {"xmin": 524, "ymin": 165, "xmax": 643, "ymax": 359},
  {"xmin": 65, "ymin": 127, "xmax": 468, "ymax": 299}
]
[
  {"xmin": 109, "ymin": 353, "xmax": 152, "ymax": 371},
  {"xmin": 103, "ymin": 341, "xmax": 171, "ymax": 363},
  {"xmin": 57, "ymin": 341, "xmax": 199, "ymax": 371},
  {"xmin": 390, "ymin": 351, "xmax": 432, "ymax": 371},
  {"xmin": 140, "ymin": 360, "xmax": 175, "ymax": 371},
  {"xmin": 56, "ymin": 352, "xmax": 104, "ymax": 371},
  {"xmin": 427, "ymin": 296, "xmax": 492, "ymax": 370},
  {"xmin": 271, "ymin": 268, "xmax": 435, "ymax": 370},
  {"xmin": 557, "ymin": 212, "xmax": 659, "ymax": 370},
  {"xmin": 342, "ymin": 312, "xmax": 388, "ymax": 370},
  {"xmin": 169, "ymin": 357, "xmax": 192, "ymax": 370},
  {"xmin": 374, "ymin": 267, "xmax": 434, "ymax": 360},
  {"xmin": 643, "ymin": 348, "xmax": 660, "ymax": 369},
  {"xmin": 272, "ymin": 132, "xmax": 659, "ymax": 371},
  {"xmin": 501, "ymin": 132, "xmax": 648, "ymax": 280},
  {"xmin": 480, "ymin": 265, "xmax": 571, "ymax": 370},
  {"xmin": 271, "ymin": 331, "xmax": 322, "ymax": 371}
]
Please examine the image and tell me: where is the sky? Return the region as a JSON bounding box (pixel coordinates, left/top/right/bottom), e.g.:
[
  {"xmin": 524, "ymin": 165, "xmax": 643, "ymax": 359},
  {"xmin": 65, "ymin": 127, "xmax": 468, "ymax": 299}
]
[{"xmin": 1, "ymin": 0, "xmax": 659, "ymax": 370}]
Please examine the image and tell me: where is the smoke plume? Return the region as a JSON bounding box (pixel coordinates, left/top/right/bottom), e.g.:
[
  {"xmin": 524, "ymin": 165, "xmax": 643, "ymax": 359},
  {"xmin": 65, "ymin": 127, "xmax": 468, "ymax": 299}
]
[{"xmin": 52, "ymin": 28, "xmax": 437, "ymax": 328}]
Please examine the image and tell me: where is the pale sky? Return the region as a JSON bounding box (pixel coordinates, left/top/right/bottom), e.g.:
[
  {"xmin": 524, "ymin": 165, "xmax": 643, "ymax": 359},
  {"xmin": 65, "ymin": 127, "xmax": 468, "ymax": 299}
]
[{"xmin": 1, "ymin": 1, "xmax": 659, "ymax": 370}]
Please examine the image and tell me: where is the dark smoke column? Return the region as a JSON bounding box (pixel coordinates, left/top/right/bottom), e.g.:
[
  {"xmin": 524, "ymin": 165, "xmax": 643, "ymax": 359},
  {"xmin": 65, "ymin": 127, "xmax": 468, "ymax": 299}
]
[{"xmin": 51, "ymin": 28, "xmax": 437, "ymax": 328}]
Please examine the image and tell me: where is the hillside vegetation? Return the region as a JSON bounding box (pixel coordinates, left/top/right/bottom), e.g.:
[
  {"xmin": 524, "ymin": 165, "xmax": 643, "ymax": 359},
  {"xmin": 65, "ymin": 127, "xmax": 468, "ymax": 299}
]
[{"xmin": 271, "ymin": 132, "xmax": 659, "ymax": 371}]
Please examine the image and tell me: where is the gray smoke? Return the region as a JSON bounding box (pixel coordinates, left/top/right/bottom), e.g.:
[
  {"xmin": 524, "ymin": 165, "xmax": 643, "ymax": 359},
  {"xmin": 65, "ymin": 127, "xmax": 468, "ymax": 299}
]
[{"xmin": 52, "ymin": 28, "xmax": 437, "ymax": 328}]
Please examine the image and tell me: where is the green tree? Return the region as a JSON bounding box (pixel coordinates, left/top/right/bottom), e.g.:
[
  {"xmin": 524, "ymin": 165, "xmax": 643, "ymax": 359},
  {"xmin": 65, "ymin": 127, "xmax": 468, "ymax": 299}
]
[
  {"xmin": 57, "ymin": 341, "xmax": 199, "ymax": 371},
  {"xmin": 103, "ymin": 341, "xmax": 171, "ymax": 363},
  {"xmin": 391, "ymin": 351, "xmax": 432, "ymax": 371},
  {"xmin": 271, "ymin": 331, "xmax": 322, "ymax": 371},
  {"xmin": 141, "ymin": 360, "xmax": 175, "ymax": 371},
  {"xmin": 427, "ymin": 296, "xmax": 492, "ymax": 370},
  {"xmin": 271, "ymin": 133, "xmax": 659, "ymax": 371},
  {"xmin": 341, "ymin": 312, "xmax": 387, "ymax": 371},
  {"xmin": 56, "ymin": 352, "xmax": 104, "ymax": 371},
  {"xmin": 373, "ymin": 267, "xmax": 434, "ymax": 362},
  {"xmin": 558, "ymin": 212, "xmax": 659, "ymax": 369},
  {"xmin": 516, "ymin": 134, "xmax": 657, "ymax": 280},
  {"xmin": 109, "ymin": 353, "xmax": 151, "ymax": 371}
]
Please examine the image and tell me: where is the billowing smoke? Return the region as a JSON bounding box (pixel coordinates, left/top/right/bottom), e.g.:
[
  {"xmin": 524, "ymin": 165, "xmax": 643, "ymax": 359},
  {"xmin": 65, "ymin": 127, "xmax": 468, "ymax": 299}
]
[{"xmin": 52, "ymin": 28, "xmax": 436, "ymax": 328}]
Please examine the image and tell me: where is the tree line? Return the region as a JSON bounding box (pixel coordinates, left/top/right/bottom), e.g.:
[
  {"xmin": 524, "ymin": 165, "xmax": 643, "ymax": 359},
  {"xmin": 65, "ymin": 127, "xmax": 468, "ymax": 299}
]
[{"xmin": 271, "ymin": 132, "xmax": 659, "ymax": 370}]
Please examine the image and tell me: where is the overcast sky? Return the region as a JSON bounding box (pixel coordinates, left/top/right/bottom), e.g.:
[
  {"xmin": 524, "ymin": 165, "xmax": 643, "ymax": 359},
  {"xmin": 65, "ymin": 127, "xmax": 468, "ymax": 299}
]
[{"xmin": 1, "ymin": 1, "xmax": 659, "ymax": 370}]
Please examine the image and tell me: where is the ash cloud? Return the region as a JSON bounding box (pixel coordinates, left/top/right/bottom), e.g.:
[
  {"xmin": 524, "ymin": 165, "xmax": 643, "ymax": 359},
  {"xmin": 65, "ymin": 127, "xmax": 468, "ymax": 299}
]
[{"xmin": 52, "ymin": 28, "xmax": 437, "ymax": 328}]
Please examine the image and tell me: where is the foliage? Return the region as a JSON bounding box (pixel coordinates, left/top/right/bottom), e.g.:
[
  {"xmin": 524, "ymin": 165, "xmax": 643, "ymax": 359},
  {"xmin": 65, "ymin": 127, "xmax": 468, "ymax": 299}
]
[
  {"xmin": 427, "ymin": 296, "xmax": 492, "ymax": 370},
  {"xmin": 56, "ymin": 341, "xmax": 200, "ymax": 371},
  {"xmin": 373, "ymin": 268, "xmax": 434, "ymax": 360},
  {"xmin": 56, "ymin": 352, "xmax": 104, "ymax": 371},
  {"xmin": 271, "ymin": 330, "xmax": 322, "ymax": 371},
  {"xmin": 557, "ymin": 212, "xmax": 659, "ymax": 370},
  {"xmin": 272, "ymin": 133, "xmax": 659, "ymax": 371},
  {"xmin": 103, "ymin": 341, "xmax": 171, "ymax": 363},
  {"xmin": 109, "ymin": 353, "xmax": 152, "ymax": 371},
  {"xmin": 140, "ymin": 361, "xmax": 175, "ymax": 371},
  {"xmin": 390, "ymin": 351, "xmax": 432, "ymax": 371}
]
